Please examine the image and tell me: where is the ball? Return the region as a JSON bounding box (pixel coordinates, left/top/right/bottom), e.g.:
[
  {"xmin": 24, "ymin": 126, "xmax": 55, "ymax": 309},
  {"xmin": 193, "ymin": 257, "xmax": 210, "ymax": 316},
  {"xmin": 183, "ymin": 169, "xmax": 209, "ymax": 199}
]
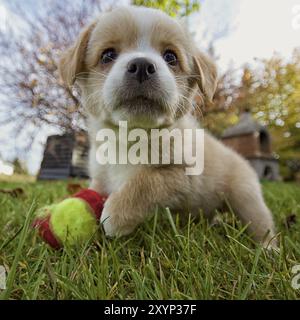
[
  {"xmin": 33, "ymin": 189, "xmax": 107, "ymax": 249},
  {"xmin": 50, "ymin": 198, "xmax": 98, "ymax": 245}
]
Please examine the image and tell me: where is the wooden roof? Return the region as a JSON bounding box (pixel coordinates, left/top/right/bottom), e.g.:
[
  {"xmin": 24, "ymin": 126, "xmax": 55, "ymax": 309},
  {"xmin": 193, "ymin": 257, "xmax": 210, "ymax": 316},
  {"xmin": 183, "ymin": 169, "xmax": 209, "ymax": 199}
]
[{"xmin": 222, "ymin": 112, "xmax": 267, "ymax": 139}]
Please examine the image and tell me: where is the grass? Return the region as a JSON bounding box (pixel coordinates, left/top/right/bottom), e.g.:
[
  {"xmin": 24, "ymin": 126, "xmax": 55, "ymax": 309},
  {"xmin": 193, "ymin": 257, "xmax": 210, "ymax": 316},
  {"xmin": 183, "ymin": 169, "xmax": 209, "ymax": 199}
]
[{"xmin": 0, "ymin": 179, "xmax": 300, "ymax": 300}]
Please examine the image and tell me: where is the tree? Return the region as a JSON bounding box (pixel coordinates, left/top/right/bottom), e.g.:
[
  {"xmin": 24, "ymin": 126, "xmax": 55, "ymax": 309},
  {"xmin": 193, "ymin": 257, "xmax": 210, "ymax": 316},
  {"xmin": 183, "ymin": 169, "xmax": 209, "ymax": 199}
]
[
  {"xmin": 132, "ymin": 0, "xmax": 200, "ymax": 17},
  {"xmin": 235, "ymin": 51, "xmax": 300, "ymax": 160},
  {"xmin": 0, "ymin": 0, "xmax": 105, "ymax": 151},
  {"xmin": 209, "ymin": 50, "xmax": 300, "ymax": 178}
]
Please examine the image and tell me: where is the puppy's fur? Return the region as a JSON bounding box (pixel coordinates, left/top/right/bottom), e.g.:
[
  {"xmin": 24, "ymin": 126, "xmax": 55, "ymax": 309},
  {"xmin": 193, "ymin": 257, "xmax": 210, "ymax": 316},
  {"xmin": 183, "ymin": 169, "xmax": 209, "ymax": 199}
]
[{"xmin": 59, "ymin": 6, "xmax": 276, "ymax": 247}]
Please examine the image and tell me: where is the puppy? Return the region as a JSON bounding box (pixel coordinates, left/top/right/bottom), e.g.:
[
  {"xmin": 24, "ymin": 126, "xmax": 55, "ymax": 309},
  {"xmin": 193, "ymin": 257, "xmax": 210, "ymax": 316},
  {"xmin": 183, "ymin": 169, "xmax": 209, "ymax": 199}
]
[{"xmin": 59, "ymin": 6, "xmax": 277, "ymax": 248}]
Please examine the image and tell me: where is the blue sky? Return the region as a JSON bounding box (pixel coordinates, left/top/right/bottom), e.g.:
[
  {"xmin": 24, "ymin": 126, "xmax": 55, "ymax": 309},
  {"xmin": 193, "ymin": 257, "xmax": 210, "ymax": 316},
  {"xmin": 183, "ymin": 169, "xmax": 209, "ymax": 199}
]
[{"xmin": 0, "ymin": 0, "xmax": 299, "ymax": 174}]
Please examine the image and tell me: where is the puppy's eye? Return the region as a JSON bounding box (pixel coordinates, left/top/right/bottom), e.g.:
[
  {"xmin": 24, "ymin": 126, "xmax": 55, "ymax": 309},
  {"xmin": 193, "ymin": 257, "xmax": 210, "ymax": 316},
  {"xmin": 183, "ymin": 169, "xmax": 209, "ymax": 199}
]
[
  {"xmin": 163, "ymin": 50, "xmax": 177, "ymax": 66},
  {"xmin": 101, "ymin": 48, "xmax": 118, "ymax": 64}
]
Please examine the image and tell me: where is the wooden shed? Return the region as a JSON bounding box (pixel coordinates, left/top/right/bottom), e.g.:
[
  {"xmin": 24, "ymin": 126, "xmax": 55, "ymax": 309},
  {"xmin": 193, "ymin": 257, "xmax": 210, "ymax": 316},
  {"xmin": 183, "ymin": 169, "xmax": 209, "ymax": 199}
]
[
  {"xmin": 38, "ymin": 131, "xmax": 89, "ymax": 180},
  {"xmin": 221, "ymin": 111, "xmax": 280, "ymax": 180}
]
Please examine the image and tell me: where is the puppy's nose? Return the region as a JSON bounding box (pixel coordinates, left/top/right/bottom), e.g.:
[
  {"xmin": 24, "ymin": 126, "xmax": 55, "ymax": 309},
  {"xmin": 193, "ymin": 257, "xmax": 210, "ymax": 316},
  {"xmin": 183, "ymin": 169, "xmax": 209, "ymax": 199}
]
[{"xmin": 127, "ymin": 58, "xmax": 156, "ymax": 83}]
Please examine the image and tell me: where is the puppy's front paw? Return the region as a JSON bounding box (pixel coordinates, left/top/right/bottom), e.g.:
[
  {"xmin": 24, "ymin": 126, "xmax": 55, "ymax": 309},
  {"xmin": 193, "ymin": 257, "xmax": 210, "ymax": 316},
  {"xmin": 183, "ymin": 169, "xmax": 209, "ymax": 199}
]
[
  {"xmin": 100, "ymin": 206, "xmax": 118, "ymax": 237},
  {"xmin": 100, "ymin": 198, "xmax": 136, "ymax": 237},
  {"xmin": 262, "ymin": 236, "xmax": 280, "ymax": 253}
]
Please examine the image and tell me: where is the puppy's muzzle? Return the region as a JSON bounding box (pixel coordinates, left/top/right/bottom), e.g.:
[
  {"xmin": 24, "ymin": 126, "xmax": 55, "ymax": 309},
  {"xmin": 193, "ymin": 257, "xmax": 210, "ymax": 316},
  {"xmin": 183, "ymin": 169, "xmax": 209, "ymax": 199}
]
[{"xmin": 127, "ymin": 58, "xmax": 156, "ymax": 83}]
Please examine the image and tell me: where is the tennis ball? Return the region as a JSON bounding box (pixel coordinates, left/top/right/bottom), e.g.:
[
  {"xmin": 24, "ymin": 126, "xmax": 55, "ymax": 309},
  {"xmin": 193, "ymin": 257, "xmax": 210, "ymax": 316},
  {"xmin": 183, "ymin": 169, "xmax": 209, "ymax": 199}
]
[
  {"xmin": 51, "ymin": 198, "xmax": 97, "ymax": 245},
  {"xmin": 33, "ymin": 189, "xmax": 107, "ymax": 249}
]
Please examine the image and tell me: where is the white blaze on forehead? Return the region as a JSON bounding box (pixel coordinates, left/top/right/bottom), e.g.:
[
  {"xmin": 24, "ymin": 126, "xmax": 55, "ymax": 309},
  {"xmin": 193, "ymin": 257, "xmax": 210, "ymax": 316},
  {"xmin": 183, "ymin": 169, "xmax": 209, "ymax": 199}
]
[
  {"xmin": 128, "ymin": 6, "xmax": 183, "ymax": 49},
  {"xmin": 132, "ymin": 8, "xmax": 166, "ymax": 48}
]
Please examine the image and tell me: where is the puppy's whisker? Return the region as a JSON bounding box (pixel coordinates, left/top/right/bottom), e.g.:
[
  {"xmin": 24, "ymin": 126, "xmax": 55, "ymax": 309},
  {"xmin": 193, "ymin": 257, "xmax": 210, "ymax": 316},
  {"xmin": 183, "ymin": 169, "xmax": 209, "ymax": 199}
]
[
  {"xmin": 175, "ymin": 74, "xmax": 203, "ymax": 79},
  {"xmin": 76, "ymin": 76, "xmax": 106, "ymax": 81},
  {"xmin": 89, "ymin": 70, "xmax": 107, "ymax": 77},
  {"xmin": 80, "ymin": 82, "xmax": 104, "ymax": 88},
  {"xmin": 76, "ymin": 71, "xmax": 105, "ymax": 77},
  {"xmin": 85, "ymin": 90, "xmax": 101, "ymax": 106},
  {"xmin": 177, "ymin": 100, "xmax": 189, "ymax": 117}
]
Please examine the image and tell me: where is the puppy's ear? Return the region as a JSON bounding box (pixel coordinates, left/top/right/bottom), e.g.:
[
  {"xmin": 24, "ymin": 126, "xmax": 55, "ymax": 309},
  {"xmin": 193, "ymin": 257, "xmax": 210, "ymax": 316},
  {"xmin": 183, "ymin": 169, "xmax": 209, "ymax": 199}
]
[
  {"xmin": 193, "ymin": 51, "xmax": 218, "ymax": 103},
  {"xmin": 59, "ymin": 22, "xmax": 96, "ymax": 86}
]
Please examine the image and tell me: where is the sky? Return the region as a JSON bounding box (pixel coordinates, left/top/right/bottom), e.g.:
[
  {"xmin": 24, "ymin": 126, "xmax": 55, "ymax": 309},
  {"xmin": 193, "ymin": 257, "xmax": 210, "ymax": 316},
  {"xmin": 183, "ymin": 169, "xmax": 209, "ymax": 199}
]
[
  {"xmin": 209, "ymin": 0, "xmax": 300, "ymax": 71},
  {"xmin": 0, "ymin": 0, "xmax": 299, "ymax": 174}
]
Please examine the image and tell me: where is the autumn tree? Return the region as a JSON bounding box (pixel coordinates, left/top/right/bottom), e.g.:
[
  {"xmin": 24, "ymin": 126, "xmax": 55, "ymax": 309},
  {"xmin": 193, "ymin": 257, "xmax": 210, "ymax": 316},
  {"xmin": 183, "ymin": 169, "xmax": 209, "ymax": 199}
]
[
  {"xmin": 0, "ymin": 0, "xmax": 106, "ymax": 151},
  {"xmin": 133, "ymin": 0, "xmax": 200, "ymax": 17},
  {"xmin": 210, "ymin": 50, "xmax": 300, "ymax": 178}
]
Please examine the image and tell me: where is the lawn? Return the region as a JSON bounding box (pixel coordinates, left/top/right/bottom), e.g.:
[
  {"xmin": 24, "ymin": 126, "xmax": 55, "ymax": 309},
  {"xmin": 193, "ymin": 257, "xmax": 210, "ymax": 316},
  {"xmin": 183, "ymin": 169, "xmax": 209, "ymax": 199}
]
[{"xmin": 0, "ymin": 179, "xmax": 300, "ymax": 300}]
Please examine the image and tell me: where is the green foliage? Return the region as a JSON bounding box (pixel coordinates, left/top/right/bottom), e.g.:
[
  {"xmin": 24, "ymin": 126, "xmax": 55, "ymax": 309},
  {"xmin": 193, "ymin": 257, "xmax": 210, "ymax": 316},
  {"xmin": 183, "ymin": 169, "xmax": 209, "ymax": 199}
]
[
  {"xmin": 209, "ymin": 49, "xmax": 300, "ymax": 178},
  {"xmin": 132, "ymin": 0, "xmax": 200, "ymax": 17},
  {"xmin": 235, "ymin": 51, "xmax": 300, "ymax": 161}
]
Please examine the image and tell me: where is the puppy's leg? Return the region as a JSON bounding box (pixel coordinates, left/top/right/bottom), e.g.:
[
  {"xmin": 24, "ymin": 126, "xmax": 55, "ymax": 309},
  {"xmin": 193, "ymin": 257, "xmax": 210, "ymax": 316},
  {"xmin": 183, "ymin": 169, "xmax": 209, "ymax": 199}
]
[
  {"xmin": 100, "ymin": 167, "xmax": 190, "ymax": 237},
  {"xmin": 228, "ymin": 171, "xmax": 277, "ymax": 248}
]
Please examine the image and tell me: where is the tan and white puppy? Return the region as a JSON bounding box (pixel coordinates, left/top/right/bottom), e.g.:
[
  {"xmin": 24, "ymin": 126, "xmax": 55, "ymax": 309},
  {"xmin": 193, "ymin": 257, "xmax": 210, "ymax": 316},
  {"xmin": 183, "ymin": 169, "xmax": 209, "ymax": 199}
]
[{"xmin": 59, "ymin": 6, "xmax": 277, "ymax": 247}]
